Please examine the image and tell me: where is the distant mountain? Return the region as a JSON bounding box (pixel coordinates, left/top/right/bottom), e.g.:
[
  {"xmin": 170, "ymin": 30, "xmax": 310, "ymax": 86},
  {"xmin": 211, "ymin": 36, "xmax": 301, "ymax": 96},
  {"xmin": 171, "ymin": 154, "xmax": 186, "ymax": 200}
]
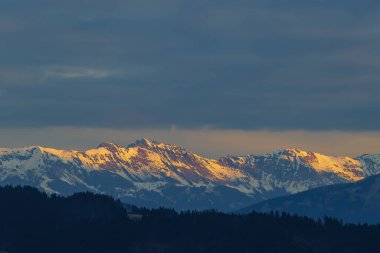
[
  {"xmin": 241, "ymin": 173, "xmax": 380, "ymax": 223},
  {"xmin": 0, "ymin": 138, "xmax": 379, "ymax": 211}
]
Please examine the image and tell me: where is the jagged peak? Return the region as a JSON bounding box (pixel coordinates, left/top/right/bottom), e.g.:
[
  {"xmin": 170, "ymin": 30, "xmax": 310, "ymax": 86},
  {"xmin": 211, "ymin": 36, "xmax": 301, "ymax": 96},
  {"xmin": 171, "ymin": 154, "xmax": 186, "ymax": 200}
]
[
  {"xmin": 97, "ymin": 142, "xmax": 120, "ymax": 149},
  {"xmin": 357, "ymin": 153, "xmax": 380, "ymax": 159},
  {"xmin": 274, "ymin": 148, "xmax": 358, "ymax": 161},
  {"xmin": 137, "ymin": 138, "xmax": 154, "ymax": 146},
  {"xmin": 285, "ymin": 148, "xmax": 312, "ymax": 156},
  {"xmin": 31, "ymin": 146, "xmax": 45, "ymax": 153},
  {"xmin": 357, "ymin": 153, "xmax": 380, "ymax": 163},
  {"xmin": 127, "ymin": 138, "xmax": 191, "ymax": 156},
  {"xmin": 0, "ymin": 145, "xmax": 43, "ymax": 154},
  {"xmin": 127, "ymin": 138, "xmax": 148, "ymax": 147},
  {"xmin": 94, "ymin": 142, "xmax": 126, "ymax": 153},
  {"xmin": 128, "ymin": 138, "xmax": 166, "ymax": 148},
  {"xmin": 220, "ymin": 148, "xmax": 316, "ymax": 165},
  {"xmin": 270, "ymin": 148, "xmax": 314, "ymax": 157},
  {"xmin": 0, "ymin": 146, "xmax": 74, "ymax": 162}
]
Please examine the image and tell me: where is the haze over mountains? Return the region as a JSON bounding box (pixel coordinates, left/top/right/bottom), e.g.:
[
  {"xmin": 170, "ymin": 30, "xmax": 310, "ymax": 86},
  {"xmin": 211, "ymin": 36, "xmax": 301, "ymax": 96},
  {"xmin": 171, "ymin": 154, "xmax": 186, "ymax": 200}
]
[{"xmin": 0, "ymin": 138, "xmax": 379, "ymax": 211}]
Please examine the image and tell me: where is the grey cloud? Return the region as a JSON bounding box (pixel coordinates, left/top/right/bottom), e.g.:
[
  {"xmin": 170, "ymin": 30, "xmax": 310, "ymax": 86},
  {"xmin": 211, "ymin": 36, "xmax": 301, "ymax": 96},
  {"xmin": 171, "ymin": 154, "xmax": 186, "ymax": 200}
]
[
  {"xmin": 42, "ymin": 66, "xmax": 123, "ymax": 80},
  {"xmin": 0, "ymin": 18, "xmax": 20, "ymax": 33},
  {"xmin": 0, "ymin": 0, "xmax": 379, "ymax": 130}
]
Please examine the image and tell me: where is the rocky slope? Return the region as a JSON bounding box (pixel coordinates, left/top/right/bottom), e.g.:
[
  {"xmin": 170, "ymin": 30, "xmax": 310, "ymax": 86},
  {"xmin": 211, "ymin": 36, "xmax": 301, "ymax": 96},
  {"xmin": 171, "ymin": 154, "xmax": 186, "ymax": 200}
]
[{"xmin": 0, "ymin": 138, "xmax": 379, "ymax": 211}]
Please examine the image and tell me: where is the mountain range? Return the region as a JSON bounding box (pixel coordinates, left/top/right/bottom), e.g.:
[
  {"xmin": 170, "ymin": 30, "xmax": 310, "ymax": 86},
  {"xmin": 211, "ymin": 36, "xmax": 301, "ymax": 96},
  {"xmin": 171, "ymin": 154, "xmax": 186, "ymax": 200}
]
[{"xmin": 0, "ymin": 138, "xmax": 379, "ymax": 211}]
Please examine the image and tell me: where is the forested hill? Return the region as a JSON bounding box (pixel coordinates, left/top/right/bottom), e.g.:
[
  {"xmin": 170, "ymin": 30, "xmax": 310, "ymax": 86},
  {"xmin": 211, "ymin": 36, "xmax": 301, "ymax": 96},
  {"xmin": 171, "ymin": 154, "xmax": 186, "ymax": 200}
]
[{"xmin": 1, "ymin": 186, "xmax": 380, "ymax": 253}]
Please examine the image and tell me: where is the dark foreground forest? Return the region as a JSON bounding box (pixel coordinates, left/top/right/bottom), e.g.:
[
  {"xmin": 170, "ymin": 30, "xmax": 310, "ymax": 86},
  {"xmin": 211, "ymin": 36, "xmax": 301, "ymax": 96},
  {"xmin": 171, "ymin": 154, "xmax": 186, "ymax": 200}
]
[{"xmin": 0, "ymin": 186, "xmax": 380, "ymax": 253}]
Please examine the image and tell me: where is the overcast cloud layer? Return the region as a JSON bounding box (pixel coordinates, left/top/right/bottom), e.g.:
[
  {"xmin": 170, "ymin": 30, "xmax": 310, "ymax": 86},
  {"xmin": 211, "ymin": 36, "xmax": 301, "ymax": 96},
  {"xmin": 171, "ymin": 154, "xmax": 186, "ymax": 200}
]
[{"xmin": 0, "ymin": 0, "xmax": 379, "ymax": 130}]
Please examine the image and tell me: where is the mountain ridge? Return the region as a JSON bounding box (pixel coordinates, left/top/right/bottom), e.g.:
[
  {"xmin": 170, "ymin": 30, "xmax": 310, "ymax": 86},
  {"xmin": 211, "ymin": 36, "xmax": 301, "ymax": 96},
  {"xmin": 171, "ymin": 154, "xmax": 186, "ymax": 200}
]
[{"xmin": 0, "ymin": 138, "xmax": 379, "ymax": 211}]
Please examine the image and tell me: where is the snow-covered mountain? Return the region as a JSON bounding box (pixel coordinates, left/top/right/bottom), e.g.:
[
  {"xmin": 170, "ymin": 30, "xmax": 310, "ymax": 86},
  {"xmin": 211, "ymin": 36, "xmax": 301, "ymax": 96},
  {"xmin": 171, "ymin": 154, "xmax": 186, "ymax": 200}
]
[{"xmin": 0, "ymin": 139, "xmax": 379, "ymax": 211}]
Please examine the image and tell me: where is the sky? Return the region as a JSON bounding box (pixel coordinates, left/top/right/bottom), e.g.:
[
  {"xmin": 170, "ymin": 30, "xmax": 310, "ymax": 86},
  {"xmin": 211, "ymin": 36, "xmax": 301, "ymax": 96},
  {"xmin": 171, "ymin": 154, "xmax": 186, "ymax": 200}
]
[{"xmin": 0, "ymin": 0, "xmax": 379, "ymax": 157}]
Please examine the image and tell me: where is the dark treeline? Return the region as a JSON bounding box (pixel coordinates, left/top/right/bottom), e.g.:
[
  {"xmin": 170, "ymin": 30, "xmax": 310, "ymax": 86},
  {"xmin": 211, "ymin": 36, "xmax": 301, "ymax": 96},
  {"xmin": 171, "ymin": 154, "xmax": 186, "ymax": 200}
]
[{"xmin": 0, "ymin": 186, "xmax": 380, "ymax": 253}]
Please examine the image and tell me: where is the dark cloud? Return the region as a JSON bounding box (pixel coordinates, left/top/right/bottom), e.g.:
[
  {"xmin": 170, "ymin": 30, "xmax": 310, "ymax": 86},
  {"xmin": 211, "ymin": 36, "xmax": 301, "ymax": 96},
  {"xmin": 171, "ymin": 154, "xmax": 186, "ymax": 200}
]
[{"xmin": 0, "ymin": 0, "xmax": 379, "ymax": 130}]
